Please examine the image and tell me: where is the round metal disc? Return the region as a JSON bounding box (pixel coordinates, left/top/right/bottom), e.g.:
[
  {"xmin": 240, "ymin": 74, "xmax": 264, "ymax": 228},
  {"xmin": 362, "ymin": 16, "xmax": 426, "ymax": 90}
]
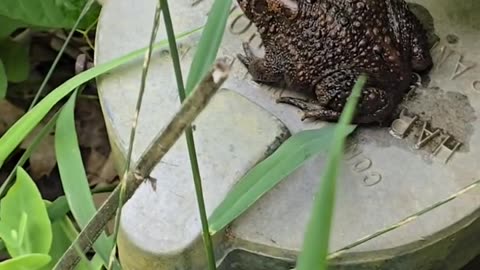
[{"xmin": 95, "ymin": 0, "xmax": 480, "ymax": 269}]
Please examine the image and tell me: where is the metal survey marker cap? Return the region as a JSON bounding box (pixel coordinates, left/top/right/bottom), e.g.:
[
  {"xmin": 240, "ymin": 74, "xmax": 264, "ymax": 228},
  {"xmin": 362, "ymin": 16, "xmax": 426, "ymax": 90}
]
[{"xmin": 94, "ymin": 0, "xmax": 480, "ymax": 269}]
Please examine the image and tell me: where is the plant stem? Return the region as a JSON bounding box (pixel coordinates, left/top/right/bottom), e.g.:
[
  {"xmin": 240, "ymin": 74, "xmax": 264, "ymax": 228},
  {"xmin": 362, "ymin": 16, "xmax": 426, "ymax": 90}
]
[
  {"xmin": 160, "ymin": 0, "xmax": 217, "ymax": 268},
  {"xmin": 107, "ymin": 1, "xmax": 163, "ymax": 269},
  {"xmin": 28, "ymin": 0, "xmax": 95, "ymax": 110}
]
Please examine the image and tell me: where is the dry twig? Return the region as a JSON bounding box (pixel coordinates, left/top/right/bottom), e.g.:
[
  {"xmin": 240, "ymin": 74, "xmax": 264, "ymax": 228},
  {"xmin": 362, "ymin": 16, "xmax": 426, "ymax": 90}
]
[{"xmin": 53, "ymin": 59, "xmax": 231, "ymax": 270}]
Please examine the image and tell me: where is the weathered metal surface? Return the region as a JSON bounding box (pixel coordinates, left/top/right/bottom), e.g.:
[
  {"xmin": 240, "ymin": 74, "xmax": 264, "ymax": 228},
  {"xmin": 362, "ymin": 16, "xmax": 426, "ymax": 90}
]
[{"xmin": 95, "ymin": 0, "xmax": 480, "ymax": 269}]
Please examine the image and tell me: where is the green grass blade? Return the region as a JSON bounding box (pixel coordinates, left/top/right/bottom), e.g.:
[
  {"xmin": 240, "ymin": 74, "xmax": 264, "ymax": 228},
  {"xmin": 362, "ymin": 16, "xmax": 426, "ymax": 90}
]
[
  {"xmin": 296, "ymin": 75, "xmax": 366, "ymax": 270},
  {"xmin": 0, "ymin": 26, "xmax": 201, "ymax": 168},
  {"xmin": 0, "ymin": 111, "xmax": 59, "ymax": 199},
  {"xmin": 161, "ymin": 0, "xmax": 232, "ymax": 268},
  {"xmin": 208, "ymin": 125, "xmax": 355, "ymax": 234},
  {"xmin": 184, "ymin": 0, "xmax": 231, "ymax": 95},
  {"xmin": 29, "ymin": 0, "xmax": 95, "ymax": 110},
  {"xmin": 54, "ymin": 89, "xmax": 116, "ymax": 268}
]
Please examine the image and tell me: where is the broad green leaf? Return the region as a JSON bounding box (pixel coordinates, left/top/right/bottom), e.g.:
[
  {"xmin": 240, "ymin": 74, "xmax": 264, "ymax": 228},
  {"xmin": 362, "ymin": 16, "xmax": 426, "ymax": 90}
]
[
  {"xmin": 185, "ymin": 0, "xmax": 232, "ymax": 95},
  {"xmin": 0, "ymin": 223, "xmax": 14, "ymax": 246},
  {"xmin": 0, "ymin": 254, "xmax": 51, "ymax": 270},
  {"xmin": 0, "ymin": 16, "xmax": 25, "ymax": 39},
  {"xmin": 0, "ymin": 0, "xmax": 100, "ymax": 30},
  {"xmin": 0, "ymin": 197, "xmax": 68, "ymax": 253},
  {"xmin": 55, "ymin": 90, "xmax": 113, "ymax": 267},
  {"xmin": 296, "ymin": 75, "xmax": 366, "ymax": 270},
  {"xmin": 0, "ymin": 167, "xmax": 52, "ymax": 257},
  {"xmin": 0, "ymin": 26, "xmax": 200, "ymax": 167},
  {"xmin": 0, "ymin": 39, "xmax": 30, "ymax": 83},
  {"xmin": 0, "ymin": 60, "xmax": 6, "ymax": 99},
  {"xmin": 208, "ymin": 125, "xmax": 355, "ymax": 234}
]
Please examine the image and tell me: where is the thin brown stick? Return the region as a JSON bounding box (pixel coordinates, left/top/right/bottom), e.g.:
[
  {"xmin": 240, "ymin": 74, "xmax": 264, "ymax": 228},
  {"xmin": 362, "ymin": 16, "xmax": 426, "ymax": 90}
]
[{"xmin": 53, "ymin": 59, "xmax": 231, "ymax": 270}]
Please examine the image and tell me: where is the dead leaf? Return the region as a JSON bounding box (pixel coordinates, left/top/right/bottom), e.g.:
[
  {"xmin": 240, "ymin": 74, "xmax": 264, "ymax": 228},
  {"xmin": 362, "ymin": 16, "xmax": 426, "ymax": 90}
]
[
  {"xmin": 28, "ymin": 132, "xmax": 56, "ymax": 180},
  {"xmin": 75, "ymin": 98, "xmax": 110, "ymax": 154},
  {"xmin": 0, "ymin": 99, "xmax": 25, "ymax": 135},
  {"xmin": 86, "ymin": 150, "xmax": 117, "ymax": 186}
]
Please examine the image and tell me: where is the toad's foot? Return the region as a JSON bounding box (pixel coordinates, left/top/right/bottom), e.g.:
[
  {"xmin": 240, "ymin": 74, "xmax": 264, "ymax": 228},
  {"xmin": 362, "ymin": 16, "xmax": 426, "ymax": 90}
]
[
  {"xmin": 237, "ymin": 42, "xmax": 284, "ymax": 84},
  {"xmin": 237, "ymin": 42, "xmax": 256, "ymax": 67},
  {"xmin": 276, "ymin": 96, "xmax": 341, "ymax": 121}
]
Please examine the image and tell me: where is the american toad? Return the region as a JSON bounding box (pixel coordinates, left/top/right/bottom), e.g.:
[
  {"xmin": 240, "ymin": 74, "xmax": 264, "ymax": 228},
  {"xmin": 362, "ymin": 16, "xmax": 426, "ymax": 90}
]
[{"xmin": 236, "ymin": 0, "xmax": 433, "ymax": 124}]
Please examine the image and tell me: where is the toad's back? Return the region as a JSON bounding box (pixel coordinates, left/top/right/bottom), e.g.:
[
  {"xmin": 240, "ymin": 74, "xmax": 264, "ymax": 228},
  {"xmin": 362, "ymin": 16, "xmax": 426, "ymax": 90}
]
[
  {"xmin": 236, "ymin": 0, "xmax": 432, "ymax": 124},
  {"xmin": 258, "ymin": 0, "xmax": 429, "ymax": 91}
]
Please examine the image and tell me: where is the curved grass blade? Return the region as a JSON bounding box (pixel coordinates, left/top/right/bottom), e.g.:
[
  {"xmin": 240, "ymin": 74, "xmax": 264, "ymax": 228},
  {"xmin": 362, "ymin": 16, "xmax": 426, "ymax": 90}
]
[
  {"xmin": 184, "ymin": 0, "xmax": 232, "ymax": 95},
  {"xmin": 295, "ymin": 75, "xmax": 366, "ymax": 270},
  {"xmin": 0, "ymin": 26, "xmax": 201, "ymax": 168},
  {"xmin": 208, "ymin": 124, "xmax": 356, "ymax": 234},
  {"xmin": 0, "ymin": 110, "xmax": 59, "ymax": 199},
  {"xmin": 55, "ymin": 90, "xmax": 116, "ymax": 268},
  {"xmin": 29, "ymin": 0, "xmax": 96, "ymax": 110}
]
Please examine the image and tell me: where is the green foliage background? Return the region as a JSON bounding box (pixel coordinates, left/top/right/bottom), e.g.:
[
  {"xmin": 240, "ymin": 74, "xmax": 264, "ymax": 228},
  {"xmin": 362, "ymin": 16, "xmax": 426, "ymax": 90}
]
[{"xmin": 0, "ymin": 0, "xmax": 101, "ymax": 99}]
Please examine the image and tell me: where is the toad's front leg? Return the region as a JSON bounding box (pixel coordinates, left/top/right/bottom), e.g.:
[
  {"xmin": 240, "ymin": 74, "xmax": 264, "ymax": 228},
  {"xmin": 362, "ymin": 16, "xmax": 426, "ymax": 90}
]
[{"xmin": 237, "ymin": 42, "xmax": 284, "ymax": 85}]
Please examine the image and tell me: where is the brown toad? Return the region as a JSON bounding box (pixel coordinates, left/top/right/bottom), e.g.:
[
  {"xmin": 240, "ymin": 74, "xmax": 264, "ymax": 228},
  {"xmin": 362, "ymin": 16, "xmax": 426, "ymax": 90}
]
[{"xmin": 236, "ymin": 0, "xmax": 433, "ymax": 124}]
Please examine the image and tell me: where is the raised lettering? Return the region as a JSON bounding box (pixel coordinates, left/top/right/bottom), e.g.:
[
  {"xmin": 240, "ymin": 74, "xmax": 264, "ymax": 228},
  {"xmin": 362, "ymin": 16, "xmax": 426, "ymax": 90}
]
[
  {"xmin": 229, "ymin": 4, "xmax": 238, "ymax": 14},
  {"xmin": 363, "ymin": 172, "xmax": 382, "ymax": 186},
  {"xmin": 451, "ymin": 55, "xmax": 476, "ymax": 80},
  {"xmin": 247, "ymin": 32, "xmax": 264, "ymax": 49},
  {"xmin": 415, "ymin": 121, "xmax": 440, "ymax": 149},
  {"xmin": 433, "ymin": 136, "xmax": 462, "ymax": 164},
  {"xmin": 353, "ymin": 158, "xmax": 372, "ymax": 173},
  {"xmin": 389, "ymin": 109, "xmax": 418, "ymax": 139},
  {"xmin": 230, "ymin": 13, "xmax": 252, "ymax": 35},
  {"xmin": 473, "ymin": 80, "xmax": 480, "ymax": 92},
  {"xmin": 344, "ymin": 143, "xmax": 362, "ymax": 160},
  {"xmin": 430, "ymin": 39, "xmax": 441, "ymax": 52},
  {"xmin": 434, "ymin": 45, "xmax": 455, "ymax": 71},
  {"xmin": 191, "ymin": 0, "xmax": 205, "ymax": 7},
  {"xmin": 411, "ymin": 73, "xmax": 422, "ymax": 88}
]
